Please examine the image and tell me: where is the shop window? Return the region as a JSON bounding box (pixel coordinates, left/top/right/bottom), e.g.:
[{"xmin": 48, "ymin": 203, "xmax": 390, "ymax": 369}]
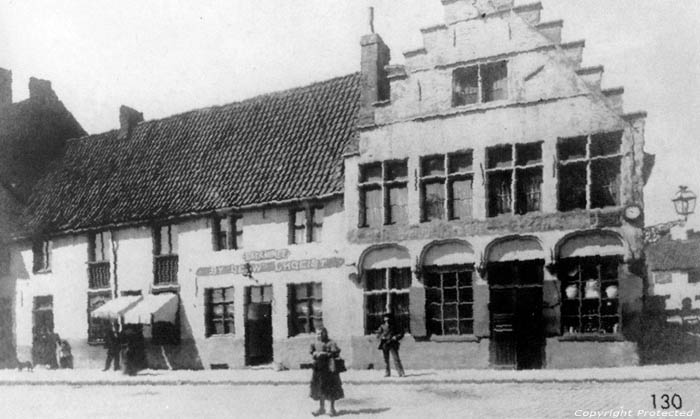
[
  {"xmin": 205, "ymin": 287, "xmax": 235, "ymax": 336},
  {"xmin": 212, "ymin": 214, "xmax": 243, "ymax": 251},
  {"xmin": 364, "ymin": 267, "xmax": 411, "ymax": 334},
  {"xmin": 424, "ymin": 265, "xmax": 474, "ymax": 336},
  {"xmin": 289, "ymin": 206, "xmax": 323, "ymax": 244},
  {"xmin": 688, "ymin": 270, "xmax": 700, "ymax": 284},
  {"xmin": 153, "ymin": 225, "xmax": 178, "ymax": 286},
  {"xmin": 557, "ymin": 132, "xmax": 622, "ymax": 211},
  {"xmin": 88, "ymin": 231, "xmax": 111, "ymax": 290},
  {"xmin": 654, "ymin": 271, "xmax": 672, "ymax": 285},
  {"xmin": 452, "ymin": 61, "xmax": 508, "ymax": 106},
  {"xmin": 486, "ymin": 143, "xmax": 543, "ymax": 217},
  {"xmin": 87, "ymin": 291, "xmax": 112, "ymax": 344},
  {"xmin": 359, "ymin": 160, "xmax": 408, "ymax": 227},
  {"xmin": 32, "ymin": 238, "xmax": 52, "ymax": 274},
  {"xmin": 559, "ymin": 256, "xmax": 621, "ymax": 335},
  {"xmin": 420, "ymin": 151, "xmax": 474, "ymax": 222},
  {"xmin": 288, "ymin": 283, "xmax": 323, "ymax": 336}
]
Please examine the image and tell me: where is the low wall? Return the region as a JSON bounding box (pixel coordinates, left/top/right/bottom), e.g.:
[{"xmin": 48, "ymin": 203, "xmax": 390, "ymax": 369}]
[{"xmin": 545, "ymin": 338, "xmax": 639, "ymax": 368}]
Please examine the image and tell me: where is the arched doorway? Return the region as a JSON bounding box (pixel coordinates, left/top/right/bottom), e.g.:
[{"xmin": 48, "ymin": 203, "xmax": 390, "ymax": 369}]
[{"xmin": 485, "ymin": 236, "xmax": 545, "ymax": 370}]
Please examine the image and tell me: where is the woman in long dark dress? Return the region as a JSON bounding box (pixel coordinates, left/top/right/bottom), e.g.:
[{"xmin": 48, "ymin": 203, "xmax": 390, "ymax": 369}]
[{"xmin": 309, "ymin": 327, "xmax": 344, "ymax": 416}]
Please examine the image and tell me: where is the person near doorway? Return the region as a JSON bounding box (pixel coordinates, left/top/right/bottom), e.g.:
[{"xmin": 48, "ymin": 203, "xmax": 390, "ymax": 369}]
[
  {"xmin": 56, "ymin": 338, "xmax": 73, "ymax": 369},
  {"xmin": 309, "ymin": 328, "xmax": 344, "ymax": 416},
  {"xmin": 375, "ymin": 313, "xmax": 405, "ymax": 377},
  {"xmin": 103, "ymin": 322, "xmax": 121, "ymax": 371}
]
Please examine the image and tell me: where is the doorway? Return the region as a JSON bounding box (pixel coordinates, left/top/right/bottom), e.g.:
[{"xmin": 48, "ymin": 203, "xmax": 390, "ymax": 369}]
[
  {"xmin": 488, "ymin": 260, "xmax": 545, "ymax": 370},
  {"xmin": 245, "ymin": 285, "xmax": 273, "ymax": 366},
  {"xmin": 32, "ymin": 295, "xmax": 57, "ymax": 368}
]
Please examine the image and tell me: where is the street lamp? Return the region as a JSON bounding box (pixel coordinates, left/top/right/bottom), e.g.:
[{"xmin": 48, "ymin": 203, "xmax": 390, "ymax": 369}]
[{"xmin": 672, "ymin": 185, "xmax": 697, "ymax": 221}]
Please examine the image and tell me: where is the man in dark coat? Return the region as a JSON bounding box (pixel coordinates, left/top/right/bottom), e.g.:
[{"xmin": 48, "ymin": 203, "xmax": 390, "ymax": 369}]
[
  {"xmin": 375, "ymin": 314, "xmax": 405, "ymax": 377},
  {"xmin": 102, "ymin": 322, "xmax": 121, "ymax": 371}
]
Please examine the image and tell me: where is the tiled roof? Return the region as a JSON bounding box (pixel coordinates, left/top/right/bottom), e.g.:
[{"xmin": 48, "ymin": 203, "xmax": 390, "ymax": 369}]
[
  {"xmin": 21, "ymin": 73, "xmax": 360, "ymax": 235},
  {"xmin": 646, "ymin": 237, "xmax": 700, "ymax": 271}
]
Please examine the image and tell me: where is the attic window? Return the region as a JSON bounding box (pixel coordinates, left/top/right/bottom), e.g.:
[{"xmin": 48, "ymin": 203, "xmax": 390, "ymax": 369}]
[
  {"xmin": 452, "ymin": 61, "xmax": 508, "ymax": 107},
  {"xmin": 32, "ymin": 239, "xmax": 52, "ymax": 274}
]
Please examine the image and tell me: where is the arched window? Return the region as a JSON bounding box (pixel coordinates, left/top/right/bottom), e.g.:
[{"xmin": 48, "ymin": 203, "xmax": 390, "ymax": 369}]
[
  {"xmin": 360, "ymin": 245, "xmax": 412, "ymax": 334},
  {"xmin": 421, "ymin": 240, "xmax": 475, "ymax": 336},
  {"xmin": 556, "ymin": 231, "xmax": 626, "ymax": 335}
]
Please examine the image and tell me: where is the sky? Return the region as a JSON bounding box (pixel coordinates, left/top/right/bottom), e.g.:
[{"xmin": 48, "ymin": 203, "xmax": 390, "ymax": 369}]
[{"xmin": 1, "ymin": 0, "xmax": 699, "ymax": 227}]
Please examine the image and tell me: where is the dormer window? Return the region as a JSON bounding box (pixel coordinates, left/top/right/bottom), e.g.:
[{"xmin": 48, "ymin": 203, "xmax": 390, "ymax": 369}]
[{"xmin": 452, "ymin": 61, "xmax": 508, "ymax": 107}]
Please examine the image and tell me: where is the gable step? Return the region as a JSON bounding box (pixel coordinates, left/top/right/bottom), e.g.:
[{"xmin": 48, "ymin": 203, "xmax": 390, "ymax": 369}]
[
  {"xmin": 561, "ymin": 40, "xmax": 585, "ymax": 69},
  {"xmin": 602, "ymin": 87, "xmax": 624, "ymax": 113},
  {"xmin": 576, "ymin": 65, "xmax": 604, "ymax": 90},
  {"xmin": 535, "ymin": 20, "xmax": 562, "ymax": 44},
  {"xmin": 512, "ymin": 2, "xmax": 543, "ymax": 25}
]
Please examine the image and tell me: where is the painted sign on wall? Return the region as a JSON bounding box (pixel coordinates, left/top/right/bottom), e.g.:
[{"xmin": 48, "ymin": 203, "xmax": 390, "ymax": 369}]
[
  {"xmin": 243, "ymin": 248, "xmax": 290, "ymax": 262},
  {"xmin": 196, "ymin": 257, "xmax": 345, "ymax": 277}
]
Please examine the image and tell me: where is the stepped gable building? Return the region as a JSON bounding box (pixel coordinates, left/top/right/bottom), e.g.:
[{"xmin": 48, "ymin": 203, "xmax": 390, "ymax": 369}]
[
  {"xmin": 0, "ymin": 68, "xmax": 85, "ymax": 367},
  {"xmin": 8, "ymin": 0, "xmax": 653, "ymax": 370}
]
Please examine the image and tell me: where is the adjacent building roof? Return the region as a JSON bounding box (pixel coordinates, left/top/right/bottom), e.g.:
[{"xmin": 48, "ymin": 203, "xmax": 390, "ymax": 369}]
[
  {"xmin": 646, "ymin": 237, "xmax": 700, "ymax": 271},
  {"xmin": 20, "ymin": 73, "xmax": 360, "ymax": 236}
]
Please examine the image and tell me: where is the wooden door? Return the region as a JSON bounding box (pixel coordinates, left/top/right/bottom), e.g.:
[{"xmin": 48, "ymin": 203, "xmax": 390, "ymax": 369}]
[
  {"xmin": 245, "ymin": 285, "xmax": 273, "ymax": 366},
  {"xmin": 32, "ymin": 296, "xmax": 56, "ymax": 367}
]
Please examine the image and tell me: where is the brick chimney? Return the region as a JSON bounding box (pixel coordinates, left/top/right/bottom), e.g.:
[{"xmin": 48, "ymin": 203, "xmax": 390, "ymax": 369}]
[
  {"xmin": 118, "ymin": 105, "xmax": 143, "ymax": 139},
  {"xmin": 0, "ymin": 68, "xmax": 11, "ymax": 107},
  {"xmin": 28, "ymin": 77, "xmax": 59, "ymax": 103},
  {"xmin": 359, "ymin": 33, "xmax": 391, "ymax": 127}
]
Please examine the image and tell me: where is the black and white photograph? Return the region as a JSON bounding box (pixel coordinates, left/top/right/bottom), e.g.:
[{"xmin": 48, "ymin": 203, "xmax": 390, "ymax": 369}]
[{"xmin": 0, "ymin": 0, "xmax": 699, "ymax": 417}]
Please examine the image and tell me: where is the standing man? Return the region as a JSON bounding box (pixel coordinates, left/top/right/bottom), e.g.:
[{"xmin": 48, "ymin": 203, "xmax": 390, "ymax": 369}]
[
  {"xmin": 102, "ymin": 322, "xmax": 121, "ymax": 371},
  {"xmin": 375, "ymin": 314, "xmax": 405, "ymax": 377}
]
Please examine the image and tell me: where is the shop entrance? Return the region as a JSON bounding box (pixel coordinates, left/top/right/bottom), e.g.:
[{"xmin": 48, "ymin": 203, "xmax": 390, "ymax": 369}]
[
  {"xmin": 245, "ymin": 285, "xmax": 273, "ymax": 366},
  {"xmin": 32, "ymin": 295, "xmax": 57, "ymax": 367},
  {"xmin": 488, "ymin": 260, "xmax": 545, "ymax": 370}
]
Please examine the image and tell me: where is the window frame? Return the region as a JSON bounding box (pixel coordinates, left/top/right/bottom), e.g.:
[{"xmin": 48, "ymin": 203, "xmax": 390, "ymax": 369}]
[
  {"xmin": 288, "ymin": 282, "xmax": 323, "ymax": 337},
  {"xmin": 153, "ymin": 224, "xmax": 178, "ymax": 286},
  {"xmin": 559, "ymin": 256, "xmax": 622, "ymax": 337},
  {"xmin": 358, "ymin": 159, "xmax": 409, "ymax": 228},
  {"xmin": 87, "ymin": 231, "xmax": 111, "ymax": 290},
  {"xmin": 485, "ymin": 142, "xmax": 543, "ymax": 217},
  {"xmin": 419, "ymin": 151, "xmax": 474, "ymax": 222},
  {"xmin": 363, "ymin": 267, "xmax": 412, "ymax": 334},
  {"xmin": 32, "ymin": 238, "xmax": 52, "ymax": 274},
  {"xmin": 452, "ymin": 60, "xmax": 508, "ymax": 107},
  {"xmin": 424, "ymin": 264, "xmax": 474, "ymax": 336},
  {"xmin": 288, "ymin": 204, "xmax": 324, "ymax": 245},
  {"xmin": 205, "ymin": 287, "xmax": 235, "ymax": 337},
  {"xmin": 212, "ymin": 213, "xmax": 243, "ymax": 251},
  {"xmin": 557, "ymin": 131, "xmax": 623, "ymax": 212},
  {"xmin": 87, "ymin": 290, "xmax": 112, "ymax": 345}
]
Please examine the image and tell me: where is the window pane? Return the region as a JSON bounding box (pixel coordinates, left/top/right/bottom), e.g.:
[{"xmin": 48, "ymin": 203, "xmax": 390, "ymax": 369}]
[
  {"xmin": 423, "ymin": 181, "xmax": 445, "ymax": 221},
  {"xmin": 453, "ymin": 66, "xmax": 478, "ymax": 106},
  {"xmin": 459, "ymin": 303, "xmax": 473, "ymax": 319},
  {"xmin": 389, "ymin": 268, "xmax": 412, "ymax": 289},
  {"xmin": 557, "ymin": 136, "xmax": 587, "ymax": 161},
  {"xmin": 459, "ymin": 287, "xmax": 473, "ymax": 303},
  {"xmin": 211, "ymin": 289, "xmax": 224, "ymax": 303},
  {"xmin": 516, "ymin": 142, "xmax": 542, "ymax": 166},
  {"xmin": 487, "ymin": 145, "xmax": 512, "ymax": 169},
  {"xmin": 295, "ymin": 283, "xmax": 308, "ymax": 299},
  {"xmin": 312, "ymin": 318, "xmax": 324, "ymax": 332},
  {"xmin": 361, "ymin": 187, "xmax": 383, "ymax": 228},
  {"xmin": 294, "ymin": 227, "xmax": 306, "ymax": 244},
  {"xmin": 366, "ymin": 293, "xmax": 387, "ymax": 314},
  {"xmin": 449, "ymin": 151, "xmax": 473, "ymax": 174},
  {"xmin": 212, "ymin": 304, "xmax": 224, "ymax": 317},
  {"xmin": 443, "ymin": 287, "xmax": 458, "ymax": 302},
  {"xmin": 360, "ymin": 163, "xmax": 382, "ymax": 183},
  {"xmin": 421, "ymin": 156, "xmax": 445, "ymax": 177},
  {"xmin": 224, "ymin": 287, "xmax": 235, "ymax": 302},
  {"xmin": 293, "ymin": 210, "xmax": 306, "ymax": 228},
  {"xmin": 427, "ymin": 302, "xmax": 442, "ymax": 322},
  {"xmin": 482, "ymin": 61, "xmax": 508, "ymax": 102},
  {"xmin": 295, "ymin": 302, "xmax": 310, "ymax": 315},
  {"xmin": 444, "ymin": 303, "xmax": 458, "ymax": 319},
  {"xmin": 311, "ymin": 300, "xmax": 322, "ymax": 316},
  {"xmin": 459, "ymin": 320, "xmax": 473, "ymax": 335},
  {"xmin": 443, "ymin": 320, "xmax": 459, "ymax": 335},
  {"xmin": 515, "ymin": 167, "xmax": 542, "ymax": 214},
  {"xmin": 425, "ymin": 287, "xmax": 442, "ymax": 302},
  {"xmin": 590, "ymin": 132, "xmax": 622, "ymax": 157},
  {"xmin": 558, "ymin": 162, "xmax": 587, "ymax": 211},
  {"xmin": 365, "ymin": 269, "xmax": 386, "ymax": 291},
  {"xmin": 312, "ymin": 207, "xmax": 324, "ymax": 242},
  {"xmin": 312, "ymin": 283, "xmax": 322, "ymax": 299},
  {"xmin": 591, "ymin": 157, "xmax": 621, "ymax": 209},
  {"xmin": 487, "ymin": 171, "xmax": 512, "ymax": 216},
  {"xmin": 423, "ymin": 272, "xmax": 441, "ymax": 288},
  {"xmin": 385, "ymin": 161, "xmax": 408, "ymax": 181},
  {"xmin": 449, "ymin": 177, "xmax": 473, "ymax": 220},
  {"xmin": 388, "ymin": 185, "xmax": 408, "ymax": 224}
]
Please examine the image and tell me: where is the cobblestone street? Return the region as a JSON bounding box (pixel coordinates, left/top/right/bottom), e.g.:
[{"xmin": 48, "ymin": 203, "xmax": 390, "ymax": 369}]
[{"xmin": 1, "ymin": 379, "xmax": 697, "ymax": 419}]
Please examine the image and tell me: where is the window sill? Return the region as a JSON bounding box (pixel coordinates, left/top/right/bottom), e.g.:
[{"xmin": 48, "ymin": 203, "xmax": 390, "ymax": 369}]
[
  {"xmin": 152, "ymin": 283, "xmax": 180, "ymax": 293},
  {"xmin": 430, "ymin": 335, "xmax": 480, "ymax": 343},
  {"xmin": 287, "ymin": 333, "xmax": 318, "ymax": 340},
  {"xmin": 206, "ymin": 333, "xmax": 236, "ymax": 339},
  {"xmin": 557, "ymin": 334, "xmax": 625, "ymax": 342},
  {"xmin": 88, "ymin": 287, "xmax": 112, "ymax": 293},
  {"xmin": 33, "ymin": 269, "xmax": 52, "ymax": 275}
]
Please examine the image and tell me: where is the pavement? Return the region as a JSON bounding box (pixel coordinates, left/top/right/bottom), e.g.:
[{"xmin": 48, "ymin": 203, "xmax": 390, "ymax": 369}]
[{"xmin": 1, "ymin": 362, "xmax": 699, "ymax": 386}]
